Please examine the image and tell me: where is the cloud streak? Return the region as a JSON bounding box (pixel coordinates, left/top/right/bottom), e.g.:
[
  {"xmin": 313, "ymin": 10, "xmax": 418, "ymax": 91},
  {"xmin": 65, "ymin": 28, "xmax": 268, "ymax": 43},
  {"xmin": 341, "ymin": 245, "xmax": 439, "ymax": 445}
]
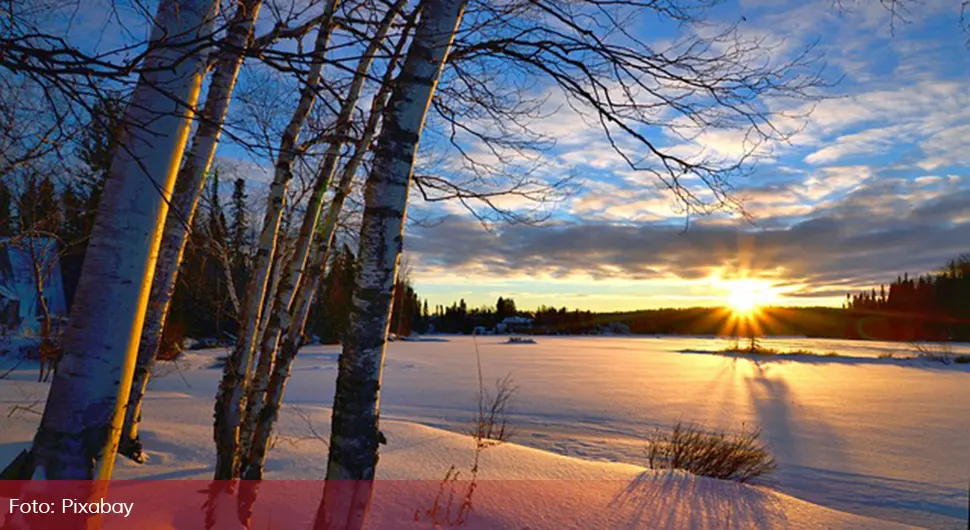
[{"xmin": 407, "ymin": 175, "xmax": 970, "ymax": 300}]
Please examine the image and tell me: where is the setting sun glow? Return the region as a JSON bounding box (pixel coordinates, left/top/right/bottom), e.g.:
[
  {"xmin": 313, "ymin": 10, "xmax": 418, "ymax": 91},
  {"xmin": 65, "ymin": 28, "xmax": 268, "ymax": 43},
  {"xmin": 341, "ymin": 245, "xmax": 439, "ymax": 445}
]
[{"xmin": 721, "ymin": 279, "xmax": 776, "ymax": 315}]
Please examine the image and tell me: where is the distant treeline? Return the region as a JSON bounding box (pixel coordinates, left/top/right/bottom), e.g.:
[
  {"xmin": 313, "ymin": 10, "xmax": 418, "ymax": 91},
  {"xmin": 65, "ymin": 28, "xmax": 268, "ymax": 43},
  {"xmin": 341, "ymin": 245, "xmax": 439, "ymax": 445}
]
[
  {"xmin": 844, "ymin": 255, "xmax": 970, "ymax": 342},
  {"xmin": 421, "ymin": 254, "xmax": 970, "ymax": 342},
  {"xmin": 418, "ymin": 301, "xmax": 966, "ymax": 342},
  {"xmin": 423, "ymin": 302, "xmax": 884, "ymax": 340},
  {"xmin": 413, "ymin": 294, "xmax": 855, "ymax": 338}
]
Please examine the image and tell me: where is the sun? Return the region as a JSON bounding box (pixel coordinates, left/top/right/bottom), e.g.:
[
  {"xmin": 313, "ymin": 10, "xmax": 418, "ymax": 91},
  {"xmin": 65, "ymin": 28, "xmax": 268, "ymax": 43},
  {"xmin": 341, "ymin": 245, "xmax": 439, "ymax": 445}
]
[
  {"xmin": 727, "ymin": 288, "xmax": 762, "ymax": 315},
  {"xmin": 722, "ymin": 279, "xmax": 774, "ymax": 316}
]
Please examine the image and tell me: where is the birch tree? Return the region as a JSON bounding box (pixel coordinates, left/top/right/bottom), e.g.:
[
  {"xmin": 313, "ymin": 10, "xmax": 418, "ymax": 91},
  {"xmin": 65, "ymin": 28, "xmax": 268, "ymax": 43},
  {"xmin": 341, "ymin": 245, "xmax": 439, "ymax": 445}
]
[
  {"xmin": 241, "ymin": 19, "xmax": 411, "ymax": 476},
  {"xmin": 238, "ymin": 0, "xmax": 411, "ymax": 466},
  {"xmin": 118, "ymin": 0, "xmax": 264, "ymax": 464},
  {"xmin": 212, "ymin": 0, "xmax": 341, "ymax": 481},
  {"xmin": 317, "ymin": 0, "xmax": 468, "ymax": 525},
  {"xmin": 4, "ymin": 0, "xmax": 218, "ymax": 480}
]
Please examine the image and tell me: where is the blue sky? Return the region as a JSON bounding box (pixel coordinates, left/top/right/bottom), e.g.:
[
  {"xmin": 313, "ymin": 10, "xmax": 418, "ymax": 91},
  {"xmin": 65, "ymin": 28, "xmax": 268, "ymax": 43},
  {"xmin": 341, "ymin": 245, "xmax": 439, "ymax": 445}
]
[
  {"xmin": 401, "ymin": 0, "xmax": 970, "ymax": 312},
  {"xmin": 49, "ymin": 0, "xmax": 970, "ymax": 312}
]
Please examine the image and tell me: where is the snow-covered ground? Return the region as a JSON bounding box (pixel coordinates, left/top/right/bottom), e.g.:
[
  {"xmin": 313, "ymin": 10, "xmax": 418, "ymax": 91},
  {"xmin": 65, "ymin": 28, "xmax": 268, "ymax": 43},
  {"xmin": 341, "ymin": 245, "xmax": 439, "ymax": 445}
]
[{"xmin": 1, "ymin": 335, "xmax": 967, "ymax": 528}]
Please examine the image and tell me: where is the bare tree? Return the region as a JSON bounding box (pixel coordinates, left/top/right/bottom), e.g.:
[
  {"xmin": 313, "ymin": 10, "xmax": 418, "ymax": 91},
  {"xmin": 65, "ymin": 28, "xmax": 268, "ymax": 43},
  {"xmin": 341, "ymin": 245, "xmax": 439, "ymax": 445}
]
[
  {"xmin": 17, "ymin": 235, "xmax": 64, "ymax": 382},
  {"xmin": 317, "ymin": 1, "xmax": 468, "ymax": 527},
  {"xmin": 118, "ymin": 0, "xmax": 265, "ymax": 464},
  {"xmin": 241, "ymin": 12, "xmax": 414, "ymax": 479},
  {"xmin": 446, "ymin": 0, "xmax": 822, "ymax": 219},
  {"xmin": 213, "ymin": 0, "xmax": 341, "ymax": 481},
  {"xmin": 2, "ymin": 0, "xmax": 218, "ymax": 480},
  {"xmin": 238, "ymin": 0, "xmax": 412, "ymax": 469},
  {"xmin": 0, "ymin": 74, "xmax": 75, "ymax": 183}
]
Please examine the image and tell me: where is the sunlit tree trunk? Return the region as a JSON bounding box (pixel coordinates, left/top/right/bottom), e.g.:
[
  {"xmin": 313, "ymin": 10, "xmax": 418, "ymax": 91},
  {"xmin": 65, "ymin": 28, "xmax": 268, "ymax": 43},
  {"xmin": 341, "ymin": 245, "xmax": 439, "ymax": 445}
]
[
  {"xmin": 118, "ymin": 0, "xmax": 263, "ymax": 464},
  {"xmin": 12, "ymin": 0, "xmax": 217, "ymax": 480},
  {"xmin": 316, "ymin": 0, "xmax": 467, "ymax": 526},
  {"xmin": 212, "ymin": 0, "xmax": 339, "ymax": 481},
  {"xmin": 238, "ymin": 0, "xmax": 408, "ymax": 468}
]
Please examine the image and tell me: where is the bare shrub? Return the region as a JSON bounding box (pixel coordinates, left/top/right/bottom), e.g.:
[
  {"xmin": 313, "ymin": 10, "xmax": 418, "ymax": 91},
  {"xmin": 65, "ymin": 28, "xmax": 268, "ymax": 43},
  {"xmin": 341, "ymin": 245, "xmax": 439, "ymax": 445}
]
[
  {"xmin": 470, "ymin": 333, "xmax": 517, "ymax": 444},
  {"xmin": 646, "ymin": 421, "xmax": 776, "ymax": 484},
  {"xmin": 414, "ymin": 465, "xmax": 476, "ymax": 528},
  {"xmin": 415, "ymin": 335, "xmax": 517, "ymax": 527},
  {"xmin": 911, "ymin": 342, "xmax": 955, "ymax": 364},
  {"xmin": 36, "ymin": 337, "xmax": 60, "ymax": 382},
  {"xmin": 472, "ymin": 374, "xmax": 517, "ymax": 444}
]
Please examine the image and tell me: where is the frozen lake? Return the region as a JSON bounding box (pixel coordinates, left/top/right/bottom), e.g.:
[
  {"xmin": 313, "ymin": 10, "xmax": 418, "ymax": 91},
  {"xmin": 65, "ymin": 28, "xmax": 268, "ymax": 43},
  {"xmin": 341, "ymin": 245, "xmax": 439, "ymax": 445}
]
[
  {"xmin": 264, "ymin": 335, "xmax": 968, "ymax": 529},
  {"xmin": 3, "ymin": 334, "xmax": 967, "ymax": 528}
]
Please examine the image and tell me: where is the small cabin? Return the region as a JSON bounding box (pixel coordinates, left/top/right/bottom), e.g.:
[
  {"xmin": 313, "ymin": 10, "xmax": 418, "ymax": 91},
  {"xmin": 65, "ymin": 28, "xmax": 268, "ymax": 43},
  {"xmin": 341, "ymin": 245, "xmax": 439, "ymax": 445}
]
[{"xmin": 495, "ymin": 315, "xmax": 534, "ymax": 334}]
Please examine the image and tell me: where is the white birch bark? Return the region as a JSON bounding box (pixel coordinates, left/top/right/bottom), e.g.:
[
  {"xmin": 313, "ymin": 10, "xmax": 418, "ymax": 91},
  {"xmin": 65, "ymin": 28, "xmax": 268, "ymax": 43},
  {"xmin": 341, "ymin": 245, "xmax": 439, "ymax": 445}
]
[
  {"xmin": 238, "ymin": 237, "xmax": 287, "ymax": 460},
  {"xmin": 241, "ymin": 14, "xmax": 413, "ymax": 479},
  {"xmin": 256, "ymin": 243, "xmax": 287, "ymax": 346},
  {"xmin": 118, "ymin": 0, "xmax": 263, "ymax": 464},
  {"xmin": 21, "ymin": 0, "xmax": 217, "ymax": 480},
  {"xmin": 212, "ymin": 0, "xmax": 339, "ymax": 481},
  {"xmin": 238, "ymin": 0, "xmax": 408, "ymax": 466},
  {"xmin": 317, "ymin": 0, "xmax": 467, "ymax": 526}
]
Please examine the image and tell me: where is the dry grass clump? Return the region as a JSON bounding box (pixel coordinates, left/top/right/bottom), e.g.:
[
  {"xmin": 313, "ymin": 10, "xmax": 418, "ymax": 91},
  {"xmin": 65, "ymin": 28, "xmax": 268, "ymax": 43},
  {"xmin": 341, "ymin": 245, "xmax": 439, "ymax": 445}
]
[
  {"xmin": 911, "ymin": 342, "xmax": 955, "ymax": 364},
  {"xmin": 647, "ymin": 421, "xmax": 776, "ymax": 484},
  {"xmin": 721, "ymin": 345, "xmax": 840, "ymax": 358}
]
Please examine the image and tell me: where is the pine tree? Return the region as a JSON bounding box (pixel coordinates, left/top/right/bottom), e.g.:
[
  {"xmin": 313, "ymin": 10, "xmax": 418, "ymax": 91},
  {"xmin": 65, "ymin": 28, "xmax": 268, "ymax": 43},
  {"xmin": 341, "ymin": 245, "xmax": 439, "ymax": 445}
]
[
  {"xmin": 208, "ymin": 169, "xmax": 227, "ymax": 241},
  {"xmin": 0, "ymin": 181, "xmax": 12, "ymax": 236},
  {"xmin": 75, "ymin": 94, "xmax": 128, "ymax": 238},
  {"xmin": 15, "ymin": 177, "xmax": 61, "ymax": 235},
  {"xmin": 60, "ymin": 183, "xmax": 87, "ymax": 245},
  {"xmin": 230, "ymin": 177, "xmax": 249, "ymax": 262}
]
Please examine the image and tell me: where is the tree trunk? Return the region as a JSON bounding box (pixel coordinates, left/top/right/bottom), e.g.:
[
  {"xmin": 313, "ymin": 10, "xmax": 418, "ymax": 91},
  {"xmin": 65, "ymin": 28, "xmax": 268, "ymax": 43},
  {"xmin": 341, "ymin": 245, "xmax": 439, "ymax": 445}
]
[
  {"xmin": 238, "ymin": 0, "xmax": 408, "ymax": 469},
  {"xmin": 16, "ymin": 0, "xmax": 216, "ymax": 480},
  {"xmin": 239, "ymin": 243, "xmax": 286, "ymax": 461},
  {"xmin": 118, "ymin": 0, "xmax": 263, "ymax": 464},
  {"xmin": 25, "ymin": 238, "xmax": 56, "ymax": 382},
  {"xmin": 212, "ymin": 0, "xmax": 339, "ymax": 481},
  {"xmin": 241, "ymin": 13, "xmax": 412, "ymax": 480},
  {"xmin": 317, "ymin": 0, "xmax": 467, "ymax": 526}
]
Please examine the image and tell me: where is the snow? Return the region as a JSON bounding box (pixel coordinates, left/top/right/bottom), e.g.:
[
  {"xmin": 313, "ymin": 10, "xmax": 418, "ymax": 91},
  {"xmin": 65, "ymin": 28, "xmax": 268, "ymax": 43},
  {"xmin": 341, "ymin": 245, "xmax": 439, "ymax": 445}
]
[{"xmin": 1, "ymin": 335, "xmax": 967, "ymax": 528}]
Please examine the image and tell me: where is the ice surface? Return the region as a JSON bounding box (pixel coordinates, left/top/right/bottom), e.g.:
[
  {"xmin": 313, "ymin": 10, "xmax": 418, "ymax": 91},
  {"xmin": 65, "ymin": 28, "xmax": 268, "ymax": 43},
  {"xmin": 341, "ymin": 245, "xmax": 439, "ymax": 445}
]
[{"xmin": 1, "ymin": 335, "xmax": 966, "ymax": 528}]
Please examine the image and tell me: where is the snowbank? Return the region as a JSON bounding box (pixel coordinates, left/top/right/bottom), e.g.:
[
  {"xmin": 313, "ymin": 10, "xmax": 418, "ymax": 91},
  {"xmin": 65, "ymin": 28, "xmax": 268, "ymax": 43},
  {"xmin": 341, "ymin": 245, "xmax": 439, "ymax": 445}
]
[{"xmin": 0, "ymin": 379, "xmax": 916, "ymax": 529}]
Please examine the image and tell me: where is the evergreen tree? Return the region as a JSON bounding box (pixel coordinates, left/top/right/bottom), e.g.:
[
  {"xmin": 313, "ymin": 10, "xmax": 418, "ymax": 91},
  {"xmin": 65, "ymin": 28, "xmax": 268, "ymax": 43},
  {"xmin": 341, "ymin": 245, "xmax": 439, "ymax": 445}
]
[
  {"xmin": 60, "ymin": 183, "xmax": 88, "ymax": 244},
  {"xmin": 56, "ymin": 94, "xmax": 129, "ymax": 310},
  {"xmin": 496, "ymin": 296, "xmax": 518, "ymax": 320},
  {"xmin": 309, "ymin": 244, "xmax": 357, "ymax": 344},
  {"xmin": 846, "ymin": 254, "xmax": 970, "ymax": 340},
  {"xmin": 228, "ymin": 177, "xmax": 250, "ymax": 287},
  {"xmin": 75, "ymin": 96, "xmax": 127, "ymax": 181},
  {"xmin": 229, "ymin": 178, "xmax": 249, "ymax": 259},
  {"xmin": 18, "ymin": 177, "xmax": 60, "ymax": 233},
  {"xmin": 0, "ymin": 181, "xmax": 12, "ymax": 236},
  {"xmin": 208, "ymin": 169, "xmax": 227, "ymax": 241}
]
